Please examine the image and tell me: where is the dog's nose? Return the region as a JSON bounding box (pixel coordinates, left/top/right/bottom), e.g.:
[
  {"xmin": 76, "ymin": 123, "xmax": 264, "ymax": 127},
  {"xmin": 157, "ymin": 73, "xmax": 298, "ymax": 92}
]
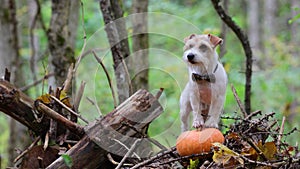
[{"xmin": 187, "ymin": 53, "xmax": 194, "ymax": 61}]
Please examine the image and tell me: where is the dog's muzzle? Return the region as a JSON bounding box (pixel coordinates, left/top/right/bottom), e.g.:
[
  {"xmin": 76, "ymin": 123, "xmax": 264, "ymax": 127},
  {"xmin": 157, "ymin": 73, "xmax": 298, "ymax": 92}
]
[{"xmin": 187, "ymin": 53, "xmax": 196, "ymax": 64}]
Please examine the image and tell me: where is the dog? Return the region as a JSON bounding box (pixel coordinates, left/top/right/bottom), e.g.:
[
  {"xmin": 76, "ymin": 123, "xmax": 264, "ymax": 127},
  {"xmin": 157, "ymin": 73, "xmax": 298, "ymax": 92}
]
[{"xmin": 180, "ymin": 34, "xmax": 227, "ymax": 132}]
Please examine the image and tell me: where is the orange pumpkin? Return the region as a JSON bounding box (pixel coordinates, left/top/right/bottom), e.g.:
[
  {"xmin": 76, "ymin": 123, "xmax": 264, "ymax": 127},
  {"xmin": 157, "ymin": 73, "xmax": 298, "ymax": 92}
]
[{"xmin": 176, "ymin": 128, "xmax": 224, "ymax": 156}]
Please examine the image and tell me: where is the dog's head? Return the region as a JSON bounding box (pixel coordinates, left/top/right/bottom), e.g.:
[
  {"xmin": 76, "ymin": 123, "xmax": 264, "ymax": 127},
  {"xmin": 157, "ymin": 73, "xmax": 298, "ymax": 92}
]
[{"xmin": 183, "ymin": 34, "xmax": 223, "ymax": 72}]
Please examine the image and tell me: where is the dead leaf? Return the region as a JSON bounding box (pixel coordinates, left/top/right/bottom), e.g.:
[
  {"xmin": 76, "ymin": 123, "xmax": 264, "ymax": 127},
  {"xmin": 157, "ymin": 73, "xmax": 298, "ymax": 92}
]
[
  {"xmin": 36, "ymin": 94, "xmax": 52, "ymax": 105},
  {"xmin": 257, "ymin": 141, "xmax": 277, "ymax": 160},
  {"xmin": 212, "ymin": 143, "xmax": 244, "ymax": 166}
]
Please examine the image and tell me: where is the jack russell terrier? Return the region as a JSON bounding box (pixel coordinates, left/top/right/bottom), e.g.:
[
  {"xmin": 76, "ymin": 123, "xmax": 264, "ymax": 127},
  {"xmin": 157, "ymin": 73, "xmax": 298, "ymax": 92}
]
[{"xmin": 180, "ymin": 34, "xmax": 227, "ymax": 132}]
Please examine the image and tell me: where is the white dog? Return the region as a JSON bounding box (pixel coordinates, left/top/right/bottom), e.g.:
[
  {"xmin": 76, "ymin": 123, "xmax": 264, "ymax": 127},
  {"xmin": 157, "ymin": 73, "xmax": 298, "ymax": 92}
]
[{"xmin": 180, "ymin": 34, "xmax": 227, "ymax": 132}]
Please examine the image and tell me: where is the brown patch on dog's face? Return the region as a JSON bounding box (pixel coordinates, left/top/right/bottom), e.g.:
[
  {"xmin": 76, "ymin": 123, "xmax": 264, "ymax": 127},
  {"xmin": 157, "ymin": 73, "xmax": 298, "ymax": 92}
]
[{"xmin": 183, "ymin": 35, "xmax": 213, "ymax": 53}]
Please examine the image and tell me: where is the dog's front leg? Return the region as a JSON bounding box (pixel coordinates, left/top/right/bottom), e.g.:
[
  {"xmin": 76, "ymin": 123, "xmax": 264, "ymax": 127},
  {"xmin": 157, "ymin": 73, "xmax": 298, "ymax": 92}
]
[
  {"xmin": 205, "ymin": 95, "xmax": 225, "ymax": 128},
  {"xmin": 190, "ymin": 94, "xmax": 204, "ymax": 129}
]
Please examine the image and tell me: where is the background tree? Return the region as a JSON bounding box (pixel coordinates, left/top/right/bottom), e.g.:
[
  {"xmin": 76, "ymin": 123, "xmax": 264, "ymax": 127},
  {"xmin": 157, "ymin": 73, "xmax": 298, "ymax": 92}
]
[
  {"xmin": 129, "ymin": 0, "xmax": 149, "ymax": 92},
  {"xmin": 99, "ymin": 0, "xmax": 131, "ymax": 104},
  {"xmin": 47, "ymin": 0, "xmax": 76, "ymax": 88},
  {"xmin": 247, "ymin": 0, "xmax": 262, "ymax": 69},
  {"xmin": 0, "ymin": 0, "xmax": 27, "ymax": 166}
]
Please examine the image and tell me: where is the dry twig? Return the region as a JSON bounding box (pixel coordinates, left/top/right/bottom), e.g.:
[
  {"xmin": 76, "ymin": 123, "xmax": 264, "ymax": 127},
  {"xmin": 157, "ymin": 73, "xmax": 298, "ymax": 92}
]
[
  {"xmin": 49, "ymin": 95, "xmax": 88, "ymax": 123},
  {"xmin": 74, "ymin": 1, "xmax": 87, "ymax": 74},
  {"xmin": 62, "ymin": 64, "xmax": 74, "ymax": 92},
  {"xmin": 277, "ymin": 116, "xmax": 286, "ymax": 145},
  {"xmin": 73, "ymin": 81, "xmax": 86, "ymax": 112},
  {"xmin": 92, "ymin": 50, "xmax": 117, "ymax": 107},
  {"xmin": 86, "ymin": 96, "xmax": 102, "ymax": 117},
  {"xmin": 20, "ymin": 73, "xmax": 54, "ymax": 92},
  {"xmin": 230, "ymin": 84, "xmax": 247, "ymax": 117},
  {"xmin": 130, "ymin": 147, "xmax": 176, "ymax": 169},
  {"xmin": 14, "ymin": 136, "xmax": 41, "ymax": 163},
  {"xmin": 116, "ymin": 139, "xmax": 141, "ymax": 169}
]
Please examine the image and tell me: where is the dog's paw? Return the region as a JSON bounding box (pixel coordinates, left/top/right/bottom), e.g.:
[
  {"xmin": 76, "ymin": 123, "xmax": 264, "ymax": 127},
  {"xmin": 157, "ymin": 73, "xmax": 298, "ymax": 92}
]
[
  {"xmin": 192, "ymin": 120, "xmax": 204, "ymax": 129},
  {"xmin": 204, "ymin": 121, "xmax": 219, "ymax": 129}
]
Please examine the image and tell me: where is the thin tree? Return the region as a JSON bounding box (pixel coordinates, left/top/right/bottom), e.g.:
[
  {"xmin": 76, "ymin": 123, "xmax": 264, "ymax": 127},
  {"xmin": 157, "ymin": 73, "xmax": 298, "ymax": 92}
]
[
  {"xmin": 99, "ymin": 0, "xmax": 131, "ymax": 104},
  {"xmin": 0, "ymin": 0, "xmax": 26, "ymax": 166},
  {"xmin": 211, "ymin": 0, "xmax": 253, "ymax": 114},
  {"xmin": 129, "ymin": 0, "xmax": 149, "ymax": 92}
]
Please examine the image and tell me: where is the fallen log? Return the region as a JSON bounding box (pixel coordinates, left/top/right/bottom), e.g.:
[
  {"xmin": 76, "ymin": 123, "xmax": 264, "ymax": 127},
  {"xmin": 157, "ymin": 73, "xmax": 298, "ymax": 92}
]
[
  {"xmin": 47, "ymin": 89, "xmax": 163, "ymax": 168},
  {"xmin": 0, "ymin": 79, "xmax": 49, "ymax": 136},
  {"xmin": 0, "ymin": 79, "xmax": 164, "ymax": 168}
]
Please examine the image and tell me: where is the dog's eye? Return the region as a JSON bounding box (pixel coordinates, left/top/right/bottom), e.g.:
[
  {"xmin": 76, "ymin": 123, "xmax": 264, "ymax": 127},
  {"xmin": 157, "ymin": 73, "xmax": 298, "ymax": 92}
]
[
  {"xmin": 199, "ymin": 44, "xmax": 208, "ymax": 51},
  {"xmin": 189, "ymin": 44, "xmax": 194, "ymax": 48}
]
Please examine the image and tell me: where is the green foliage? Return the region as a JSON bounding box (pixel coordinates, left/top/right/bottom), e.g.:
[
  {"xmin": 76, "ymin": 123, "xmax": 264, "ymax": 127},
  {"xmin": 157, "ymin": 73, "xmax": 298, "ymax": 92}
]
[
  {"xmin": 188, "ymin": 159, "xmax": 200, "ymax": 169},
  {"xmin": 62, "ymin": 154, "xmax": 73, "ymax": 168},
  {"xmin": 288, "ymin": 7, "xmax": 300, "ymax": 24}
]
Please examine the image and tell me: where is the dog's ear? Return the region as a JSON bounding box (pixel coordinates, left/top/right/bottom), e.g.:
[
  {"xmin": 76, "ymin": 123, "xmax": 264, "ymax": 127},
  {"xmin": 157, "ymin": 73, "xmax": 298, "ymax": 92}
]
[
  {"xmin": 208, "ymin": 34, "xmax": 223, "ymax": 48},
  {"xmin": 184, "ymin": 34, "xmax": 196, "ymax": 43}
]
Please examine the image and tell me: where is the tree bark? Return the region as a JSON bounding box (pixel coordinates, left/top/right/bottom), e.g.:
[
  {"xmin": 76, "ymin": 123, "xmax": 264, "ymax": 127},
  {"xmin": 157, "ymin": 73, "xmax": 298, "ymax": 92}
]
[
  {"xmin": 48, "ymin": 0, "xmax": 75, "ymax": 88},
  {"xmin": 99, "ymin": 0, "xmax": 131, "ymax": 104},
  {"xmin": 129, "ymin": 0, "xmax": 149, "ymax": 92},
  {"xmin": 0, "ymin": 80, "xmax": 50, "ymax": 136}
]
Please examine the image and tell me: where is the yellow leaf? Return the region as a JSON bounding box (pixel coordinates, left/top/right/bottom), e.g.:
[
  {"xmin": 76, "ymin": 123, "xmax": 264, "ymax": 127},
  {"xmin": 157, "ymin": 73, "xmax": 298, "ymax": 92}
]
[
  {"xmin": 212, "ymin": 143, "xmax": 244, "ymax": 165},
  {"xmin": 36, "ymin": 94, "xmax": 52, "ymax": 104},
  {"xmin": 59, "ymin": 90, "xmax": 67, "ymax": 100},
  {"xmin": 59, "ymin": 90, "xmax": 72, "ymax": 108}
]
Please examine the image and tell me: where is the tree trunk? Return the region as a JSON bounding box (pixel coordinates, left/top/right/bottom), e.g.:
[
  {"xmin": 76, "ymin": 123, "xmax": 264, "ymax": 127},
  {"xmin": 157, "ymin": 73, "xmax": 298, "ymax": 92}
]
[
  {"xmin": 263, "ymin": 0, "xmax": 278, "ymax": 67},
  {"xmin": 28, "ymin": 0, "xmax": 40, "ymax": 84},
  {"xmin": 248, "ymin": 0, "xmax": 260, "ymax": 49},
  {"xmin": 0, "ymin": 0, "xmax": 26, "ymax": 166},
  {"xmin": 48, "ymin": 0, "xmax": 75, "ymax": 88},
  {"xmin": 220, "ymin": 0, "xmax": 228, "ymax": 58},
  {"xmin": 129, "ymin": 0, "xmax": 149, "ymax": 92},
  {"xmin": 247, "ymin": 0, "xmax": 262, "ymax": 69},
  {"xmin": 68, "ymin": 0, "xmax": 80, "ymax": 99},
  {"xmin": 99, "ymin": 0, "xmax": 131, "ymax": 104},
  {"xmin": 264, "ymin": 0, "xmax": 278, "ymax": 39}
]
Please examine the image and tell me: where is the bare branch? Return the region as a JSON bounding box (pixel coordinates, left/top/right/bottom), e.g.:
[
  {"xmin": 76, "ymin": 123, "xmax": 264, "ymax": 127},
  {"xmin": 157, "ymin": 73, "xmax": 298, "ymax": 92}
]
[
  {"xmin": 35, "ymin": 102, "xmax": 85, "ymax": 137},
  {"xmin": 230, "ymin": 84, "xmax": 247, "ymax": 118},
  {"xmin": 86, "ymin": 97, "xmax": 102, "ymax": 117},
  {"xmin": 211, "ymin": 0, "xmax": 253, "ymax": 114},
  {"xmin": 14, "ymin": 136, "xmax": 41, "ymax": 163},
  {"xmin": 74, "ymin": 80, "xmax": 86, "ymax": 112},
  {"xmin": 20, "ymin": 73, "xmax": 54, "ymax": 92},
  {"xmin": 49, "ymin": 95, "xmax": 88, "ymax": 123},
  {"xmin": 92, "ymin": 50, "xmax": 117, "ymax": 108},
  {"xmin": 116, "ymin": 139, "xmax": 141, "ymax": 169},
  {"xmin": 62, "ymin": 63, "xmax": 74, "ymax": 93},
  {"xmin": 74, "ymin": 1, "xmax": 87, "ymax": 74},
  {"xmin": 277, "ymin": 116, "xmax": 286, "ymax": 145}
]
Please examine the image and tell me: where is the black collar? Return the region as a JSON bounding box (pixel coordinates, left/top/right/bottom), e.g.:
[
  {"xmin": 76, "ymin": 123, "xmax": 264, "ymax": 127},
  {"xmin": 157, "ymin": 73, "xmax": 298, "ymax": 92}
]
[{"xmin": 191, "ymin": 64, "xmax": 218, "ymax": 83}]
